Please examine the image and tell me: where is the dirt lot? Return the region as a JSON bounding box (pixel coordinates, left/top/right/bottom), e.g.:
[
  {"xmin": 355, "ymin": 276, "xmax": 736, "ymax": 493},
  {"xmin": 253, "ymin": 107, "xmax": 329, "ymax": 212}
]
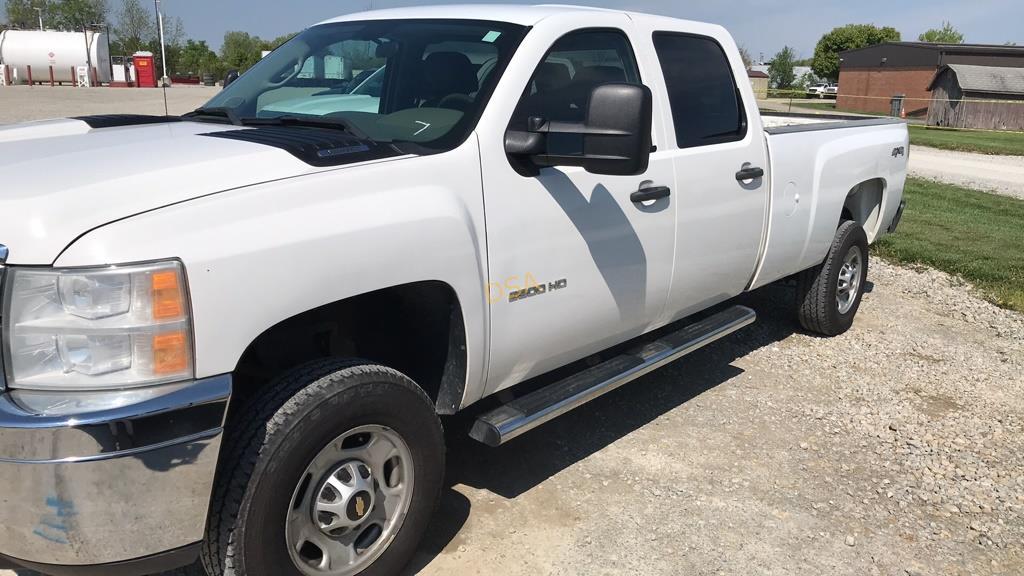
[
  {"xmin": 2, "ymin": 88, "xmax": 1022, "ymax": 576},
  {"xmin": 0, "ymin": 85, "xmax": 215, "ymax": 122}
]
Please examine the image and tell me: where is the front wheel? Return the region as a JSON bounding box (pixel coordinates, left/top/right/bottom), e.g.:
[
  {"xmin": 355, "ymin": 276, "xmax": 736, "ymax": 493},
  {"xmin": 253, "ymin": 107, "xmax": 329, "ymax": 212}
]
[
  {"xmin": 795, "ymin": 220, "xmax": 869, "ymax": 336},
  {"xmin": 201, "ymin": 359, "xmax": 445, "ymax": 576}
]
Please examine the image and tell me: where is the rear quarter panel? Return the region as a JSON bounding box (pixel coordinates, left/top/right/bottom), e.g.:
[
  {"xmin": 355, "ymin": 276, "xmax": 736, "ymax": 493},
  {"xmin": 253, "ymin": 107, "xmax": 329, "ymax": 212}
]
[{"xmin": 750, "ymin": 120, "xmax": 908, "ymax": 289}]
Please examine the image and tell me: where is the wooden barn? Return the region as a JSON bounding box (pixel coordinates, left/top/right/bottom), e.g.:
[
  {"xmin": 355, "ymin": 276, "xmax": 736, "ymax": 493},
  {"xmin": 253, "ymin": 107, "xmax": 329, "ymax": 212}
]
[{"xmin": 926, "ymin": 64, "xmax": 1024, "ymax": 131}]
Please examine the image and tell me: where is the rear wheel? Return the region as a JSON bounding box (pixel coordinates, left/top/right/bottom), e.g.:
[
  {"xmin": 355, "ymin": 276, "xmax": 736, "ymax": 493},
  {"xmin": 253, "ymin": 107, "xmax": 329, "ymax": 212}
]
[
  {"xmin": 201, "ymin": 359, "xmax": 445, "ymax": 576},
  {"xmin": 796, "ymin": 220, "xmax": 869, "ymax": 336}
]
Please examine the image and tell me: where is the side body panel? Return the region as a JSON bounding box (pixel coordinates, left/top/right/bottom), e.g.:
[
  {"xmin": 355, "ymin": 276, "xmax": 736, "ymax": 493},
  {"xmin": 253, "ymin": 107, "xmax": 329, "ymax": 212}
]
[
  {"xmin": 56, "ymin": 139, "xmax": 492, "ymax": 408},
  {"xmin": 750, "ymin": 121, "xmax": 909, "ymax": 289}
]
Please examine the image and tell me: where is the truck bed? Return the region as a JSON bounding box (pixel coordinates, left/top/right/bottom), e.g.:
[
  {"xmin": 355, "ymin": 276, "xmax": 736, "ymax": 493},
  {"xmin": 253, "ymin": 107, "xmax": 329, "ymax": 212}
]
[
  {"xmin": 760, "ymin": 111, "xmax": 906, "ymax": 134},
  {"xmin": 748, "ymin": 112, "xmax": 909, "ymax": 290}
]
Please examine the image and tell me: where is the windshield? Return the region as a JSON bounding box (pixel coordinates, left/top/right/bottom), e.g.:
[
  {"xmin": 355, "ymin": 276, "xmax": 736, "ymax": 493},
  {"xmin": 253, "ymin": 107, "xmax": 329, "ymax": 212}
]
[{"xmin": 202, "ymin": 19, "xmax": 527, "ymax": 151}]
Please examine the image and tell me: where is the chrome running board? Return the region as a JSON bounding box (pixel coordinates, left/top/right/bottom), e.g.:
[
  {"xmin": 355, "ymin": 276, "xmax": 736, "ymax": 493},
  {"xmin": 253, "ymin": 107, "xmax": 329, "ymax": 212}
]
[{"xmin": 470, "ymin": 305, "xmax": 756, "ymax": 446}]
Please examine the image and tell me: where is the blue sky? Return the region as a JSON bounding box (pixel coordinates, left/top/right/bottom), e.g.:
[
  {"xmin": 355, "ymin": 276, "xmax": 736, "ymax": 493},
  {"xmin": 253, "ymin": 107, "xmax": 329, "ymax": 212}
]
[{"xmin": 4, "ymin": 0, "xmax": 1022, "ymax": 59}]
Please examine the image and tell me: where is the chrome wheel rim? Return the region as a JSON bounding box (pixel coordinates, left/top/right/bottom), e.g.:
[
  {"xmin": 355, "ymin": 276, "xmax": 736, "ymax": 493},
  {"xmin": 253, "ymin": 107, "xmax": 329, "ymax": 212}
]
[
  {"xmin": 285, "ymin": 425, "xmax": 414, "ymax": 576},
  {"xmin": 836, "ymin": 246, "xmax": 863, "ymax": 315}
]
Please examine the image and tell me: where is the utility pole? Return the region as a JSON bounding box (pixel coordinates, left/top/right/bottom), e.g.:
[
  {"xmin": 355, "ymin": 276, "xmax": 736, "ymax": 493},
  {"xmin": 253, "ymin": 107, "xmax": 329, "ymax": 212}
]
[
  {"xmin": 35, "ymin": 7, "xmax": 43, "ymax": 30},
  {"xmin": 83, "ymin": 25, "xmax": 93, "ymax": 86},
  {"xmin": 154, "ymin": 0, "xmax": 169, "ymax": 85}
]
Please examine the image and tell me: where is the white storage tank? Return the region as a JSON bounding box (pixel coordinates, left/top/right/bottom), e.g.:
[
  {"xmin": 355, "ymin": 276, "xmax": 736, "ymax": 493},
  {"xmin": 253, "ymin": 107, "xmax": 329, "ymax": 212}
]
[{"xmin": 0, "ymin": 30, "xmax": 111, "ymax": 84}]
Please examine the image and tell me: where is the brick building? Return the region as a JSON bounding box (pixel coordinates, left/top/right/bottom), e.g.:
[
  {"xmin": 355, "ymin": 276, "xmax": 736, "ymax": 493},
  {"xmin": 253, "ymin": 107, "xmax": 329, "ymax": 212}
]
[{"xmin": 836, "ymin": 42, "xmax": 1024, "ymax": 117}]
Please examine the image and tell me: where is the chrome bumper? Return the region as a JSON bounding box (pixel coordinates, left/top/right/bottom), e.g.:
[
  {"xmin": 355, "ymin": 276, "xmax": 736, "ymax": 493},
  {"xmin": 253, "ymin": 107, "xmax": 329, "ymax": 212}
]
[{"xmin": 0, "ymin": 375, "xmax": 230, "ymax": 568}]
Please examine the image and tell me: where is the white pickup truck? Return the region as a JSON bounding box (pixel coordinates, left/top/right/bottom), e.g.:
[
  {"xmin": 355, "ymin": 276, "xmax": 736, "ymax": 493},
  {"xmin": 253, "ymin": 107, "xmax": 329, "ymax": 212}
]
[
  {"xmin": 806, "ymin": 82, "xmax": 839, "ymax": 98},
  {"xmin": 0, "ymin": 5, "xmax": 907, "ymax": 576}
]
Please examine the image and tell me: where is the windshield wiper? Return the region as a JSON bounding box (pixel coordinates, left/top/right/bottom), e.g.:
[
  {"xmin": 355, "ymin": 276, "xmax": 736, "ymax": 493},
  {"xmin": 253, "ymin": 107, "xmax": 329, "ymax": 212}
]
[
  {"xmin": 239, "ymin": 115, "xmax": 368, "ymax": 140},
  {"xmin": 182, "ymin": 106, "xmax": 243, "ymax": 126}
]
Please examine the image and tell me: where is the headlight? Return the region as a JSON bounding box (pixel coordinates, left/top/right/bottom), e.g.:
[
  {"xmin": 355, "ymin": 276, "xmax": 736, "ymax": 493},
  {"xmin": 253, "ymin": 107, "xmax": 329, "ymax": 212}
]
[{"xmin": 2, "ymin": 260, "xmax": 193, "ymax": 390}]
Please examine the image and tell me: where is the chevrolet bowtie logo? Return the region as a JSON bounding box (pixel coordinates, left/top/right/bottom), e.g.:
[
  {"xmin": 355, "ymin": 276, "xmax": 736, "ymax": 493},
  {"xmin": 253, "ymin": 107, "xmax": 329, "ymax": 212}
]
[{"xmin": 355, "ymin": 496, "xmax": 366, "ymax": 518}]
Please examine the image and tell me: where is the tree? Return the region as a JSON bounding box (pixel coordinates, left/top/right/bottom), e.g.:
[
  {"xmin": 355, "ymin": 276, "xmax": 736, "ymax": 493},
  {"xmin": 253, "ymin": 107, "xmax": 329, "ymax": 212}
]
[
  {"xmin": 163, "ymin": 14, "xmax": 185, "ymax": 47},
  {"xmin": 768, "ymin": 46, "xmax": 796, "ymax": 89},
  {"xmin": 50, "ymin": 0, "xmax": 108, "ymax": 30},
  {"xmin": 113, "ymin": 0, "xmax": 154, "ymax": 55},
  {"xmin": 5, "ymin": 0, "xmax": 52, "ymax": 29},
  {"xmin": 737, "ymin": 45, "xmax": 753, "ymax": 69},
  {"xmin": 812, "ymin": 24, "xmax": 901, "ymax": 81},
  {"xmin": 5, "ymin": 0, "xmax": 107, "ymax": 31},
  {"xmin": 221, "ymin": 31, "xmax": 266, "ymax": 71},
  {"xmin": 264, "ymin": 33, "xmax": 298, "ymax": 51},
  {"xmin": 796, "ymin": 71, "xmax": 821, "ymax": 89},
  {"xmin": 918, "ymin": 21, "xmax": 964, "ymax": 44},
  {"xmin": 179, "ymin": 39, "xmax": 222, "ymax": 76}
]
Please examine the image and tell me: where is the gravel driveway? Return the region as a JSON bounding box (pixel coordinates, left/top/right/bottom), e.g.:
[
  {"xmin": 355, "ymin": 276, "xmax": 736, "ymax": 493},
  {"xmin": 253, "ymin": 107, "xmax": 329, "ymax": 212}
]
[
  {"xmin": 909, "ymin": 146, "xmax": 1024, "ymax": 200},
  {"xmin": 1, "ymin": 88, "xmax": 1022, "ymax": 576}
]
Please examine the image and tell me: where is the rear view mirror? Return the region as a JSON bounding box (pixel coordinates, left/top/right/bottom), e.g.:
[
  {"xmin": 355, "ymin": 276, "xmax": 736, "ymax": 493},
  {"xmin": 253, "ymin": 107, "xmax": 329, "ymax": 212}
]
[
  {"xmin": 223, "ymin": 69, "xmax": 240, "ymax": 88},
  {"xmin": 505, "ymin": 83, "xmax": 653, "ymax": 176}
]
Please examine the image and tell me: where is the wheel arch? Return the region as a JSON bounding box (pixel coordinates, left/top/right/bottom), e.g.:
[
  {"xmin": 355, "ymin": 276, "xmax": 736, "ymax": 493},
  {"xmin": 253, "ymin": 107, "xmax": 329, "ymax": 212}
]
[
  {"xmin": 841, "ymin": 177, "xmax": 886, "ymax": 242},
  {"xmin": 230, "ymin": 280, "xmax": 469, "ymax": 418}
]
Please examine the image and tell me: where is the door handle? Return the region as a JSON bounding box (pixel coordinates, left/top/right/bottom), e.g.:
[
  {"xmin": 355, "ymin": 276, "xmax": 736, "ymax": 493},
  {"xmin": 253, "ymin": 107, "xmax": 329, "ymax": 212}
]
[
  {"xmin": 736, "ymin": 166, "xmax": 765, "ymax": 181},
  {"xmin": 631, "ymin": 186, "xmax": 671, "ymax": 203}
]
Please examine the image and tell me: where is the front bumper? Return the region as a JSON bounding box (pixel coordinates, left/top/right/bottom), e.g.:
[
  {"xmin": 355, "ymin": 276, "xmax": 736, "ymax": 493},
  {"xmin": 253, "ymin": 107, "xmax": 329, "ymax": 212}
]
[{"xmin": 0, "ymin": 375, "xmax": 230, "ymax": 573}]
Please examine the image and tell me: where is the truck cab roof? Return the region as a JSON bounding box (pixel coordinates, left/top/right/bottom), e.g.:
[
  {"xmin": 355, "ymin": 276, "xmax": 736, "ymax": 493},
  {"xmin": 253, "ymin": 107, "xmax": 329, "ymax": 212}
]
[{"xmin": 317, "ymin": 3, "xmax": 705, "ymax": 27}]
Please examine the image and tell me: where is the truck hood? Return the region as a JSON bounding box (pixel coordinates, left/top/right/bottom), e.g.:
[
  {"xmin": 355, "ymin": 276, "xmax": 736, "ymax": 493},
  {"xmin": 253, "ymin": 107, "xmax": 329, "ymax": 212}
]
[{"xmin": 0, "ymin": 118, "xmax": 317, "ymax": 264}]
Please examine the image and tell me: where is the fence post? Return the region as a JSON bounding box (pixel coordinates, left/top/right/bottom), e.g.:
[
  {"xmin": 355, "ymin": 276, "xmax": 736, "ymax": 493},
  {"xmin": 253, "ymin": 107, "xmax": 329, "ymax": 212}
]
[
  {"xmin": 71, "ymin": 66, "xmax": 76, "ymax": 86},
  {"xmin": 49, "ymin": 66, "xmax": 55, "ymax": 87},
  {"xmin": 26, "ymin": 65, "xmax": 33, "ymax": 86},
  {"xmin": 2, "ymin": 65, "xmax": 9, "ymax": 86},
  {"xmin": 91, "ymin": 66, "xmax": 98, "ymax": 87}
]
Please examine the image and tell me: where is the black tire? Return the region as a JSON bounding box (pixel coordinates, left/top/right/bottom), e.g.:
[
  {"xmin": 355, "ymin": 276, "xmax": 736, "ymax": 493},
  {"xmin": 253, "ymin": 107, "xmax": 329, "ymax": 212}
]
[
  {"xmin": 159, "ymin": 563, "xmax": 209, "ymax": 575},
  {"xmin": 796, "ymin": 220, "xmax": 869, "ymax": 336},
  {"xmin": 200, "ymin": 359, "xmax": 445, "ymax": 576}
]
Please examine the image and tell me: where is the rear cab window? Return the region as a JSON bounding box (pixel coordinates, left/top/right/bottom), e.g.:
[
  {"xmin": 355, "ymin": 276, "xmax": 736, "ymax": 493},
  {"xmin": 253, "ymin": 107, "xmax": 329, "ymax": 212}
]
[{"xmin": 652, "ymin": 32, "xmax": 747, "ymax": 149}]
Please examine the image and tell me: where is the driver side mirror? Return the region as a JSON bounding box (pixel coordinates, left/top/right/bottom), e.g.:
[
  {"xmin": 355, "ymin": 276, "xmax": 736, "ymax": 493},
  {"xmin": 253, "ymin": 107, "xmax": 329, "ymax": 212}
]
[
  {"xmin": 505, "ymin": 83, "xmax": 653, "ymax": 176},
  {"xmin": 223, "ymin": 69, "xmax": 240, "ymax": 88}
]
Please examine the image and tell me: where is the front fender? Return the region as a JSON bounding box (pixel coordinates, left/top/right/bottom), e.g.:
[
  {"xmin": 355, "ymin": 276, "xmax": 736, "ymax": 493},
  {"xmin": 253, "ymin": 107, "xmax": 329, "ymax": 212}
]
[{"xmin": 56, "ymin": 138, "xmax": 490, "ymax": 409}]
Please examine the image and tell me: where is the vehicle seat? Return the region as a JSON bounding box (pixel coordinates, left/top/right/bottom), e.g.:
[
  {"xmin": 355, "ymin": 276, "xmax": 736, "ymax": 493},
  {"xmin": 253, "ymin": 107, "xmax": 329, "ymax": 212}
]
[
  {"xmin": 513, "ymin": 64, "xmax": 629, "ymax": 127},
  {"xmin": 420, "ymin": 52, "xmax": 479, "ymax": 111},
  {"xmin": 565, "ymin": 65, "xmax": 627, "ymax": 108},
  {"xmin": 534, "ymin": 62, "xmax": 572, "ymax": 92}
]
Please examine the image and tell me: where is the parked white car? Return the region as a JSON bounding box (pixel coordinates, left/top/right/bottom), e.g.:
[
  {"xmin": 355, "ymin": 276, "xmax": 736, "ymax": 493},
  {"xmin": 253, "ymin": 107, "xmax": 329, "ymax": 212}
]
[{"xmin": 0, "ymin": 5, "xmax": 907, "ymax": 576}]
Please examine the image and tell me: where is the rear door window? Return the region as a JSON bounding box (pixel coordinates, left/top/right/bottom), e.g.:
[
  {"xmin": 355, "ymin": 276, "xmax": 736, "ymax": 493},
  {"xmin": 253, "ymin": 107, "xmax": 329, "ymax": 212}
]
[{"xmin": 652, "ymin": 33, "xmax": 746, "ymax": 149}]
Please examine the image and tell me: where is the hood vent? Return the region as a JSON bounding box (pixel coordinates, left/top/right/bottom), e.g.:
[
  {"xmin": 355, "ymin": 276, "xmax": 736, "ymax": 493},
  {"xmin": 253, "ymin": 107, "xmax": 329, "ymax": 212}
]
[
  {"xmin": 72, "ymin": 114, "xmax": 183, "ymax": 129},
  {"xmin": 201, "ymin": 126, "xmax": 401, "ymax": 167}
]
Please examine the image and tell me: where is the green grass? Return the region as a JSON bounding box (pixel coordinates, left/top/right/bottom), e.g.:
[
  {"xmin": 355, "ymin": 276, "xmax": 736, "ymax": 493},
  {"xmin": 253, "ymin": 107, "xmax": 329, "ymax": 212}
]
[
  {"xmin": 791, "ymin": 101, "xmax": 840, "ymax": 112},
  {"xmin": 908, "ymin": 125, "xmax": 1024, "ymax": 156},
  {"xmin": 770, "ymin": 100, "xmax": 889, "ymax": 117},
  {"xmin": 874, "ymin": 178, "xmax": 1024, "ymax": 312}
]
